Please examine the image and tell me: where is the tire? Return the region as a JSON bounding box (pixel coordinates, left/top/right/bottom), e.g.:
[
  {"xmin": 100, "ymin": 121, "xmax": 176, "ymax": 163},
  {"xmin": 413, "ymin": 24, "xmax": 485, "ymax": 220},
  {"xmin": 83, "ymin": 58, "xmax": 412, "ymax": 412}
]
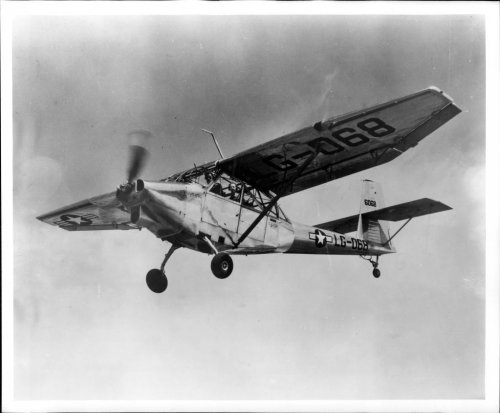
[
  {"xmin": 372, "ymin": 268, "xmax": 381, "ymax": 278},
  {"xmin": 146, "ymin": 269, "xmax": 168, "ymax": 293},
  {"xmin": 211, "ymin": 253, "xmax": 233, "ymax": 279}
]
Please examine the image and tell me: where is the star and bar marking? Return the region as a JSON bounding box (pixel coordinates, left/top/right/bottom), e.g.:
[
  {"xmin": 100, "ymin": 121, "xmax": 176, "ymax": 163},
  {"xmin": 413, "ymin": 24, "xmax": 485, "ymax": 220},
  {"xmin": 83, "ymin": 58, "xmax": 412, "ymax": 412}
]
[
  {"xmin": 54, "ymin": 213, "xmax": 98, "ymax": 227},
  {"xmin": 309, "ymin": 229, "xmax": 333, "ymax": 248}
]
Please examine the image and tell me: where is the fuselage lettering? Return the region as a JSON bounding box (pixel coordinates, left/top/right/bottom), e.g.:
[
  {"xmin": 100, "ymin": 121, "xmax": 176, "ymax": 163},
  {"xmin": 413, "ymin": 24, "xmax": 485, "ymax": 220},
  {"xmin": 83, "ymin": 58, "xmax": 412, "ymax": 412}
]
[{"xmin": 340, "ymin": 235, "xmax": 346, "ymax": 248}]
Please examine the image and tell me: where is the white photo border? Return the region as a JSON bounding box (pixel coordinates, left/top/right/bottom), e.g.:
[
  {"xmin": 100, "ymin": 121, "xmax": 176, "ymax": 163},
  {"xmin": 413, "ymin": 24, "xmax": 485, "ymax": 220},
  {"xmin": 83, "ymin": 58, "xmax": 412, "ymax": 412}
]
[{"xmin": 2, "ymin": 2, "xmax": 498, "ymax": 412}]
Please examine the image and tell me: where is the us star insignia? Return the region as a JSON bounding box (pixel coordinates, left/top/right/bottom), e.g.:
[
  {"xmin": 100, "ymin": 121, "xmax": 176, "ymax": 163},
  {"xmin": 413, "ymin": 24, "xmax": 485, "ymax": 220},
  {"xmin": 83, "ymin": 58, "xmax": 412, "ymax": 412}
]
[
  {"xmin": 55, "ymin": 213, "xmax": 97, "ymax": 227},
  {"xmin": 309, "ymin": 229, "xmax": 333, "ymax": 248}
]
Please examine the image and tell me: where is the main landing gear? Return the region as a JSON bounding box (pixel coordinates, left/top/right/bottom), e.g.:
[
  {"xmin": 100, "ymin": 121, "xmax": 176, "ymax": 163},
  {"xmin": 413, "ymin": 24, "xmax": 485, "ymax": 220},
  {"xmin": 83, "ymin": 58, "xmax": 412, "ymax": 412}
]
[
  {"xmin": 146, "ymin": 241, "xmax": 235, "ymax": 292},
  {"xmin": 211, "ymin": 252, "xmax": 233, "ymax": 279},
  {"xmin": 203, "ymin": 235, "xmax": 234, "ymax": 280},
  {"xmin": 146, "ymin": 244, "xmax": 179, "ymax": 293}
]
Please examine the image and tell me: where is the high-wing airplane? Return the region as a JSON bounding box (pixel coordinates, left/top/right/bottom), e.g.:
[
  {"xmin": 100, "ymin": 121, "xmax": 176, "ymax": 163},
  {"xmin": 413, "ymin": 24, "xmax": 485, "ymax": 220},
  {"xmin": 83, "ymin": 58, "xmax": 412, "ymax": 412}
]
[{"xmin": 38, "ymin": 86, "xmax": 460, "ymax": 293}]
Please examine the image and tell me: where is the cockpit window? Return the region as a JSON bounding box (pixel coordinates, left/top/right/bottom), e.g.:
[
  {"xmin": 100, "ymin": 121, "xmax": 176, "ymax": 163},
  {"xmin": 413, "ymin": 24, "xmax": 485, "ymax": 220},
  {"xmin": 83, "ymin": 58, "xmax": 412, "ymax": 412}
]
[
  {"xmin": 209, "ymin": 174, "xmax": 242, "ymax": 202},
  {"xmin": 240, "ymin": 184, "xmax": 288, "ymax": 221},
  {"xmin": 170, "ymin": 168, "xmax": 289, "ymax": 222}
]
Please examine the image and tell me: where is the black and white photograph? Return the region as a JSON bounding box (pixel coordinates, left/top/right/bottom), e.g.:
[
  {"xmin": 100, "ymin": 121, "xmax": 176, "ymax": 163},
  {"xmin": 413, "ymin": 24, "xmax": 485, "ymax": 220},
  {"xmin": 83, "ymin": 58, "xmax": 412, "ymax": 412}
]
[{"xmin": 2, "ymin": 2, "xmax": 499, "ymax": 412}]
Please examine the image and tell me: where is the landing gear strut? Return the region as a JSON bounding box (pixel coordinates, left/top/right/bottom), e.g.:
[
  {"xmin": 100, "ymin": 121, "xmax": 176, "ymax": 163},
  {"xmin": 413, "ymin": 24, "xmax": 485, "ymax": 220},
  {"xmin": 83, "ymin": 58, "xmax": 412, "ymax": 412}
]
[
  {"xmin": 145, "ymin": 244, "xmax": 180, "ymax": 293},
  {"xmin": 370, "ymin": 256, "xmax": 381, "ymax": 278},
  {"xmin": 203, "ymin": 235, "xmax": 234, "ymax": 280},
  {"xmin": 362, "ymin": 255, "xmax": 381, "ymax": 278}
]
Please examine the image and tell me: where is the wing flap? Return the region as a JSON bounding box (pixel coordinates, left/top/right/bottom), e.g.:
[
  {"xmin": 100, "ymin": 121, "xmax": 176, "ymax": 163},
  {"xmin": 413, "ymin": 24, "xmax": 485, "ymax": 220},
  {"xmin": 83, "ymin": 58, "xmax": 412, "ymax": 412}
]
[
  {"xmin": 219, "ymin": 87, "xmax": 460, "ymax": 196},
  {"xmin": 37, "ymin": 191, "xmax": 137, "ymax": 231},
  {"xmin": 316, "ymin": 198, "xmax": 452, "ymax": 234}
]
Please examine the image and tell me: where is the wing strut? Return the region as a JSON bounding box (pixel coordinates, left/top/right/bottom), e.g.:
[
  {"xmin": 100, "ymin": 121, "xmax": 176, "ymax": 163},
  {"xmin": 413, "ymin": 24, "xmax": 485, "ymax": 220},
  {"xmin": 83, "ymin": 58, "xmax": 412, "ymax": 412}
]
[{"xmin": 234, "ymin": 148, "xmax": 320, "ymax": 248}]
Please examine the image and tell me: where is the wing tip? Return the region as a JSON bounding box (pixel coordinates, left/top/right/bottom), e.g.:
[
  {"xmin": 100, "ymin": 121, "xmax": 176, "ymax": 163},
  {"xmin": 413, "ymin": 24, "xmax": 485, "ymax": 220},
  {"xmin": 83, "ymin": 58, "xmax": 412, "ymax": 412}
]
[
  {"xmin": 426, "ymin": 85, "xmax": 456, "ymax": 103},
  {"xmin": 426, "ymin": 86, "xmax": 462, "ymax": 116}
]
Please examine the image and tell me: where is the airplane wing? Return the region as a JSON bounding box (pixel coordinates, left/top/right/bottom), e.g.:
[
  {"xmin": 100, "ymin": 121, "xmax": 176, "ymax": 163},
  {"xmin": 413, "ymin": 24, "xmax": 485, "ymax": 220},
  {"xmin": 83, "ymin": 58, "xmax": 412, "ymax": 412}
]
[
  {"xmin": 218, "ymin": 87, "xmax": 460, "ymax": 196},
  {"xmin": 37, "ymin": 191, "xmax": 138, "ymax": 231},
  {"xmin": 316, "ymin": 198, "xmax": 452, "ymax": 234}
]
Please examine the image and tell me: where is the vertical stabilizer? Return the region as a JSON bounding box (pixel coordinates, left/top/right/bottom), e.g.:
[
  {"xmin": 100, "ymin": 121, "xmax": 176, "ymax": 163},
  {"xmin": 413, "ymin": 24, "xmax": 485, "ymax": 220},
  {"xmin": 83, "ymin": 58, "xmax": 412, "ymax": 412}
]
[{"xmin": 357, "ymin": 180, "xmax": 392, "ymax": 247}]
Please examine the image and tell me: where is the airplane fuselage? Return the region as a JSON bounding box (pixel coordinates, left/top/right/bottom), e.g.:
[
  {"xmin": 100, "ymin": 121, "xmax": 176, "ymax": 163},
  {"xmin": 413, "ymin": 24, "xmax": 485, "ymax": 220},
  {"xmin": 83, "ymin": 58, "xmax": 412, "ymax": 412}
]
[{"xmin": 132, "ymin": 180, "xmax": 393, "ymax": 258}]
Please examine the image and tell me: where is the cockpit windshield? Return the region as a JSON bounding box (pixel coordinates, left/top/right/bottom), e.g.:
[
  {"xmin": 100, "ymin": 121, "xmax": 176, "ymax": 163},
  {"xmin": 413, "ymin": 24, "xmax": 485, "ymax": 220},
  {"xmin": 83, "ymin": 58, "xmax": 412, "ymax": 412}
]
[{"xmin": 163, "ymin": 162, "xmax": 217, "ymax": 187}]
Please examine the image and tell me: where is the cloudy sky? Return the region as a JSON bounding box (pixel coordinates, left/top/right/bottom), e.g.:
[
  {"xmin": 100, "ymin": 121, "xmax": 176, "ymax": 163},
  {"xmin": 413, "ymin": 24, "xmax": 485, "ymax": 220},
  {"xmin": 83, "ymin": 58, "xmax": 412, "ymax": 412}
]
[{"xmin": 8, "ymin": 6, "xmax": 489, "ymax": 406}]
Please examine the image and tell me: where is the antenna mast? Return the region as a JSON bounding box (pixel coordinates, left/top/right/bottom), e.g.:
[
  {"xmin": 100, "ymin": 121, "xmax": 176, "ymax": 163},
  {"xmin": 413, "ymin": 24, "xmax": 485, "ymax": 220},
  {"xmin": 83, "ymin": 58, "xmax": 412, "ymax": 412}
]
[{"xmin": 200, "ymin": 129, "xmax": 225, "ymax": 159}]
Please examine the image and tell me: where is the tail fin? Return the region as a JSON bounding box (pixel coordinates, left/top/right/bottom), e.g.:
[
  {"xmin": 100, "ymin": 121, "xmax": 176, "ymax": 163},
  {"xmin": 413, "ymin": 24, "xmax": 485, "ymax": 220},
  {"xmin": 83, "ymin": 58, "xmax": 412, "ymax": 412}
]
[{"xmin": 357, "ymin": 180, "xmax": 393, "ymax": 248}]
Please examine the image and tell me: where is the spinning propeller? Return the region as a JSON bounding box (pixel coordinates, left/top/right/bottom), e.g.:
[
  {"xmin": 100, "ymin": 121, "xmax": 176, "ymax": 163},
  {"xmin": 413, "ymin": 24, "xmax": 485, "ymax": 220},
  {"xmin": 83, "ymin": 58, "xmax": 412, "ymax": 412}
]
[
  {"xmin": 117, "ymin": 130, "xmax": 152, "ymax": 200},
  {"xmin": 127, "ymin": 130, "xmax": 152, "ymax": 183}
]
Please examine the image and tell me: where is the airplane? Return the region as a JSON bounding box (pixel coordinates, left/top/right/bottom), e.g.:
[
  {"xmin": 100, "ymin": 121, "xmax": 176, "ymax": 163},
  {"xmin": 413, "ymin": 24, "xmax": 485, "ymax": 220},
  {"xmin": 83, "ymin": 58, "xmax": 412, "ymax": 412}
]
[{"xmin": 37, "ymin": 86, "xmax": 461, "ymax": 293}]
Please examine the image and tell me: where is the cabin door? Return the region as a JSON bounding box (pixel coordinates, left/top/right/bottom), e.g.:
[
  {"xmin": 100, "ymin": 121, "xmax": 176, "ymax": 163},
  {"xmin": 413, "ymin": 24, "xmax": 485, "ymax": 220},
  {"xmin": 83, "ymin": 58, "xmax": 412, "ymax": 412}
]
[
  {"xmin": 201, "ymin": 177, "xmax": 243, "ymax": 238},
  {"xmin": 202, "ymin": 193, "xmax": 241, "ymax": 235},
  {"xmin": 237, "ymin": 206, "xmax": 266, "ymax": 242}
]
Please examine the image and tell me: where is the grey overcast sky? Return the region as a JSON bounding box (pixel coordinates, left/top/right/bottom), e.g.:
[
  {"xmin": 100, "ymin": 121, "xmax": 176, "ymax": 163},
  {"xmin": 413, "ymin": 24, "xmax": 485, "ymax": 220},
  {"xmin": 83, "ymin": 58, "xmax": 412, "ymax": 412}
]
[{"xmin": 11, "ymin": 11, "xmax": 487, "ymax": 403}]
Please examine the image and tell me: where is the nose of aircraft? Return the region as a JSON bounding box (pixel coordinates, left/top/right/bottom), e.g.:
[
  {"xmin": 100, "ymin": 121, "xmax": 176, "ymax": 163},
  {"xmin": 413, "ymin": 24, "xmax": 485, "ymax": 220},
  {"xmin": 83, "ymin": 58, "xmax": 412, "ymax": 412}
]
[
  {"xmin": 133, "ymin": 179, "xmax": 189, "ymax": 237},
  {"xmin": 136, "ymin": 179, "xmax": 187, "ymax": 199}
]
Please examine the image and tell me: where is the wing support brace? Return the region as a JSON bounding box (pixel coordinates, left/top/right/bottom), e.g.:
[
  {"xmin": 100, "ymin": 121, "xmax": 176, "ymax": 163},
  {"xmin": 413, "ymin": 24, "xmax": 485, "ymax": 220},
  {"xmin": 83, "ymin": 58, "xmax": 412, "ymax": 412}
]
[
  {"xmin": 233, "ymin": 149, "xmax": 320, "ymax": 248},
  {"xmin": 382, "ymin": 217, "xmax": 412, "ymax": 247}
]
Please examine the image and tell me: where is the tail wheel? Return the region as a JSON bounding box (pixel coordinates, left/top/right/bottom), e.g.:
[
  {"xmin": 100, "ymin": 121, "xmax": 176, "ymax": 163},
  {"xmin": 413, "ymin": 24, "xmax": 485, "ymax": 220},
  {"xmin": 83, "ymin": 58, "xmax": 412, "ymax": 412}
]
[
  {"xmin": 211, "ymin": 252, "xmax": 233, "ymax": 279},
  {"xmin": 146, "ymin": 269, "xmax": 168, "ymax": 293},
  {"xmin": 372, "ymin": 268, "xmax": 381, "ymax": 278}
]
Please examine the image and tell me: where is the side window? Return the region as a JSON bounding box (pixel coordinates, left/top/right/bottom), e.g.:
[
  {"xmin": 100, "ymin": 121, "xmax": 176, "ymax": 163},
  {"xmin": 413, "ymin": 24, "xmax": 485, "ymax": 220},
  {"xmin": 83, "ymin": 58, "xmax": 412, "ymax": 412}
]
[
  {"xmin": 227, "ymin": 182, "xmax": 242, "ymax": 202},
  {"xmin": 209, "ymin": 175, "xmax": 242, "ymax": 203},
  {"xmin": 207, "ymin": 177, "xmax": 289, "ymax": 222},
  {"xmin": 241, "ymin": 185, "xmax": 281, "ymax": 219},
  {"xmin": 242, "ymin": 186, "xmax": 257, "ymax": 208}
]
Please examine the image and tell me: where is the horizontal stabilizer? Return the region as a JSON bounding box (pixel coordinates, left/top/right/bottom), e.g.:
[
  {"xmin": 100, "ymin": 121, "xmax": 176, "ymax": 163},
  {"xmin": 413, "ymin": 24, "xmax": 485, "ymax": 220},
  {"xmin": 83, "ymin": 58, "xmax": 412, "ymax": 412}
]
[
  {"xmin": 316, "ymin": 198, "xmax": 451, "ymax": 234},
  {"xmin": 316, "ymin": 215, "xmax": 360, "ymax": 235}
]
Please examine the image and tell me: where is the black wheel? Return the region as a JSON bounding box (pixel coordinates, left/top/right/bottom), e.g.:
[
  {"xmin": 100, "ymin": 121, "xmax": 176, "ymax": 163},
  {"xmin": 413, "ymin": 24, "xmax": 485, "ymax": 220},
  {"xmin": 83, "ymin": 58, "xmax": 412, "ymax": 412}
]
[
  {"xmin": 146, "ymin": 269, "xmax": 168, "ymax": 293},
  {"xmin": 211, "ymin": 252, "xmax": 233, "ymax": 279},
  {"xmin": 372, "ymin": 268, "xmax": 381, "ymax": 278}
]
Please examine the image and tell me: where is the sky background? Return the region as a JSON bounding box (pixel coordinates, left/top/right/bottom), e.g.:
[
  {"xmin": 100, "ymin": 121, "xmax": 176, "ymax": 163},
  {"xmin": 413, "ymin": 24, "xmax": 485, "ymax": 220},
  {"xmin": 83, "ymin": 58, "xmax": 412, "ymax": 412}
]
[{"xmin": 11, "ymin": 14, "xmax": 485, "ymax": 401}]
